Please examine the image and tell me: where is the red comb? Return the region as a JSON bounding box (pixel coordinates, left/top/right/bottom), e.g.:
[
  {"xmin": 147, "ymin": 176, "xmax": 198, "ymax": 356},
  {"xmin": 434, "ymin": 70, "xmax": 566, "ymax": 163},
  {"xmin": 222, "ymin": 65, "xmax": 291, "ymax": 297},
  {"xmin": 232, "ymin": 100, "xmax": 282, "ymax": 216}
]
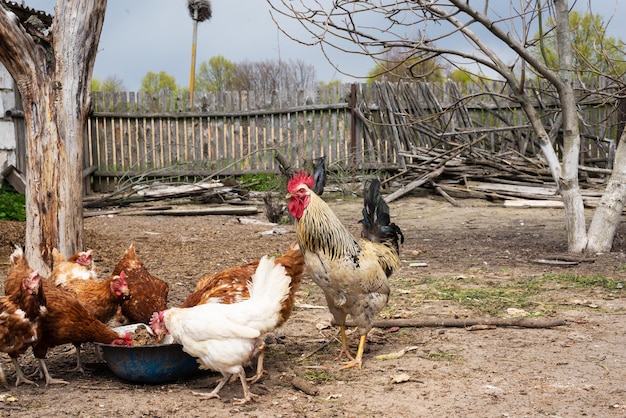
[{"xmin": 287, "ymin": 170, "xmax": 314, "ymax": 193}]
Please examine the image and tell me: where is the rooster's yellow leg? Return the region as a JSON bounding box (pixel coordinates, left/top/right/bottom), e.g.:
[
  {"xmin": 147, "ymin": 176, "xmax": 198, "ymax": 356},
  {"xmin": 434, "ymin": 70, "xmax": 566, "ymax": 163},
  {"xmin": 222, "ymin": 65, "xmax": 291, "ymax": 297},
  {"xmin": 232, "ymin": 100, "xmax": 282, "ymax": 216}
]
[
  {"xmin": 337, "ymin": 325, "xmax": 355, "ymax": 360},
  {"xmin": 340, "ymin": 334, "xmax": 366, "ymax": 370}
]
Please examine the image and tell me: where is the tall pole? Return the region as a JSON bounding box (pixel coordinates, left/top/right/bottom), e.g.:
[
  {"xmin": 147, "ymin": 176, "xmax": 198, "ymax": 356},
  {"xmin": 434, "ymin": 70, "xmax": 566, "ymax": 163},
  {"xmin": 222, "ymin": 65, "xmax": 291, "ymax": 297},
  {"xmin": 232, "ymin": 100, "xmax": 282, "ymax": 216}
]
[
  {"xmin": 189, "ymin": 8, "xmax": 198, "ymax": 109},
  {"xmin": 186, "ymin": 0, "xmax": 212, "ymax": 110}
]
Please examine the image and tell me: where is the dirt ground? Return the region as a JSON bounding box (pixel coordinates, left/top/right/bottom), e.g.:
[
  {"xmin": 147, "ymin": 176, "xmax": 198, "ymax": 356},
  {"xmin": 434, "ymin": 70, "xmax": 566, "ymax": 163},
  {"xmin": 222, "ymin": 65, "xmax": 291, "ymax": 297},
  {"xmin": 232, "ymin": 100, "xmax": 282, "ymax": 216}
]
[{"xmin": 0, "ymin": 191, "xmax": 625, "ymax": 417}]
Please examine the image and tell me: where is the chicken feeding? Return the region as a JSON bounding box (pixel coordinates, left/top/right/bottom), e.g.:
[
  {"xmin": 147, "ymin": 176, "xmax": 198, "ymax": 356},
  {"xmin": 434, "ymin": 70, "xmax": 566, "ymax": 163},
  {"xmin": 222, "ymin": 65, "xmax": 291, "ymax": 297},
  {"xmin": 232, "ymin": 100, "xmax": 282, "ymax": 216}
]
[
  {"xmin": 5, "ymin": 248, "xmax": 131, "ymax": 385},
  {"xmin": 112, "ymin": 244, "xmax": 169, "ymax": 324},
  {"xmin": 53, "ymin": 269, "xmax": 129, "ymax": 324},
  {"xmin": 33, "ymin": 279, "xmax": 132, "ymax": 385},
  {"xmin": 0, "ymin": 270, "xmax": 47, "ymax": 388},
  {"xmin": 180, "ymin": 242, "xmax": 304, "ymax": 382},
  {"xmin": 150, "ymin": 255, "xmax": 292, "ymax": 404},
  {"xmin": 50, "ymin": 248, "xmax": 129, "ymax": 371},
  {"xmin": 286, "ymin": 172, "xmax": 404, "ymax": 369}
]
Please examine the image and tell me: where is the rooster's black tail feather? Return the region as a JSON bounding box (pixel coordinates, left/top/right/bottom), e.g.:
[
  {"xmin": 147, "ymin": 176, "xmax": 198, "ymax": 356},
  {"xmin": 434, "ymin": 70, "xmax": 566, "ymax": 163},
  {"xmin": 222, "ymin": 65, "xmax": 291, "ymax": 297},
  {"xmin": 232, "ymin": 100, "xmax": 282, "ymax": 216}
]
[
  {"xmin": 360, "ymin": 178, "xmax": 404, "ymax": 253},
  {"xmin": 311, "ymin": 156, "xmax": 327, "ymax": 196}
]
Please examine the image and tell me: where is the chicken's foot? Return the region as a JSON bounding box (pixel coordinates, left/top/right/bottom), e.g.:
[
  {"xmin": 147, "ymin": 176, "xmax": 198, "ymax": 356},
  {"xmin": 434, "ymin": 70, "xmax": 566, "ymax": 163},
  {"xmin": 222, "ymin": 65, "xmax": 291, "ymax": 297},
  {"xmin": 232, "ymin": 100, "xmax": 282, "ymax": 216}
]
[
  {"xmin": 39, "ymin": 359, "xmax": 70, "ymax": 385},
  {"xmin": 11, "ymin": 358, "xmax": 38, "ymax": 387},
  {"xmin": 247, "ymin": 342, "xmax": 266, "ymax": 383},
  {"xmin": 336, "ymin": 325, "xmax": 355, "ymax": 360},
  {"xmin": 69, "ymin": 343, "xmax": 85, "ymax": 373},
  {"xmin": 340, "ymin": 334, "xmax": 366, "ymax": 370},
  {"xmin": 193, "ymin": 370, "xmax": 257, "ymax": 404},
  {"xmin": 232, "ymin": 369, "xmax": 258, "ymax": 405},
  {"xmin": 192, "ymin": 373, "xmax": 229, "ymax": 400}
]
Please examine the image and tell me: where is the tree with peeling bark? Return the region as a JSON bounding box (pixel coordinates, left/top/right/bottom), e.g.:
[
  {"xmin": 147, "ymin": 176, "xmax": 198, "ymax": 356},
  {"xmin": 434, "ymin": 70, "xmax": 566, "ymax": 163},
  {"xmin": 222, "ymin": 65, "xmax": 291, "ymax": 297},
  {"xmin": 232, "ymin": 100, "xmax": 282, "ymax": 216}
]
[
  {"xmin": 0, "ymin": 1, "xmax": 107, "ymax": 275},
  {"xmin": 267, "ymin": 0, "xmax": 626, "ymax": 254}
]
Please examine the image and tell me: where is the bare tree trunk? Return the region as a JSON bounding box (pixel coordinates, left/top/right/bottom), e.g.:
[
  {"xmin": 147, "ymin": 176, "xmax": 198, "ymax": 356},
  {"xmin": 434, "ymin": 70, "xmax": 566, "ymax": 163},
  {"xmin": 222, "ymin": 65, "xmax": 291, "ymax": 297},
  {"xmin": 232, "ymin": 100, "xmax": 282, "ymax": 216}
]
[
  {"xmin": 0, "ymin": 1, "xmax": 106, "ymax": 274},
  {"xmin": 554, "ymin": 0, "xmax": 587, "ymax": 253},
  {"xmin": 586, "ymin": 128, "xmax": 626, "ymax": 252},
  {"xmin": 21, "ymin": 83, "xmax": 66, "ymax": 276}
]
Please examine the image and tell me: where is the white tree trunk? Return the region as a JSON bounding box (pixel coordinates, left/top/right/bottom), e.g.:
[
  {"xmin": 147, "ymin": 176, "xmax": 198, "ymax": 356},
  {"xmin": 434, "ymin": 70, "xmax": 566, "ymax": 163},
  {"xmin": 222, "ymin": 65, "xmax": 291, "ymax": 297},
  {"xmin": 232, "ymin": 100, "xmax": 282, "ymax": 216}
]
[
  {"xmin": 586, "ymin": 130, "xmax": 626, "ymax": 253},
  {"xmin": 554, "ymin": 0, "xmax": 587, "ymax": 253}
]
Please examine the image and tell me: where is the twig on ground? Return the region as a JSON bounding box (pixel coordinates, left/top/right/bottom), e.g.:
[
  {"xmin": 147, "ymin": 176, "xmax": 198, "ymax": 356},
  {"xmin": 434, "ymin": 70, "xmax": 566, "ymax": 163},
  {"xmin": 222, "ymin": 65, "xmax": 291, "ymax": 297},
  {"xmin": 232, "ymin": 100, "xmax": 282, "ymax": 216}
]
[{"xmin": 339, "ymin": 317, "xmax": 568, "ymax": 329}]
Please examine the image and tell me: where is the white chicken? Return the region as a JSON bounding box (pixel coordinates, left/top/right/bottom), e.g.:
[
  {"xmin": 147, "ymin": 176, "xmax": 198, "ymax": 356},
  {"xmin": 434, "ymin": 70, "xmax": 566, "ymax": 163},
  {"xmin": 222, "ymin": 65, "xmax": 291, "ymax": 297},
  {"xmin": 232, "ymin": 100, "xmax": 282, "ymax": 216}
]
[{"xmin": 149, "ymin": 255, "xmax": 291, "ymax": 404}]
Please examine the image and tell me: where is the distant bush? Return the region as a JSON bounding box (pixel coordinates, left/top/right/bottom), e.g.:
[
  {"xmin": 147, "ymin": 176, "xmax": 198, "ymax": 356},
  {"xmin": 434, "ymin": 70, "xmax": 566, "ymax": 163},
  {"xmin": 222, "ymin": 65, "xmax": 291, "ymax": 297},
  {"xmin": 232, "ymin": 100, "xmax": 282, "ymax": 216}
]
[{"xmin": 0, "ymin": 182, "xmax": 26, "ymax": 221}]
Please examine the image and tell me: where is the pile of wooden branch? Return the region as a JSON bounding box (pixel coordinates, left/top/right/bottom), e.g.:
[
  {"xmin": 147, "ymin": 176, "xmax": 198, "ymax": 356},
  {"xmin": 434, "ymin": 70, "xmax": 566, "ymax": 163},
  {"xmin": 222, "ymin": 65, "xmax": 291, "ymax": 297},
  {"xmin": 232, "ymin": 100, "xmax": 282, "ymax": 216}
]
[
  {"xmin": 388, "ymin": 143, "xmax": 607, "ymax": 208},
  {"xmin": 84, "ymin": 179, "xmax": 250, "ymax": 209},
  {"xmin": 83, "ymin": 178, "xmax": 266, "ymax": 217}
]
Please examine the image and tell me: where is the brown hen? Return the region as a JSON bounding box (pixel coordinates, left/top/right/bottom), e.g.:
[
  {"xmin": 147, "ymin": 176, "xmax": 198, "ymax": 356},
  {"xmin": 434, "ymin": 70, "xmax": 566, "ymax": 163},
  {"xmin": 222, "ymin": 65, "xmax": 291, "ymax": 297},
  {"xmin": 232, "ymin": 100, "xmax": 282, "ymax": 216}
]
[
  {"xmin": 54, "ymin": 270, "xmax": 129, "ymax": 324},
  {"xmin": 50, "ymin": 248, "xmax": 98, "ymax": 283},
  {"xmin": 112, "ymin": 244, "xmax": 169, "ymax": 324},
  {"xmin": 0, "ymin": 268, "xmax": 46, "ymax": 388}
]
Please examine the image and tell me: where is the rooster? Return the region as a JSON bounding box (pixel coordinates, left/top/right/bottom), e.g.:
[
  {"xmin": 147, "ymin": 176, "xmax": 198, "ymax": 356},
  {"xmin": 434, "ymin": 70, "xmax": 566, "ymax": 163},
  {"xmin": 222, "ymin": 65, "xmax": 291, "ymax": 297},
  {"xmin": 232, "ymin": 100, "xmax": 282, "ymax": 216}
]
[
  {"xmin": 180, "ymin": 242, "xmax": 304, "ymax": 382},
  {"xmin": 5, "ymin": 248, "xmax": 131, "ymax": 385},
  {"xmin": 286, "ymin": 173, "xmax": 404, "ymax": 369},
  {"xmin": 112, "ymin": 244, "xmax": 169, "ymax": 324},
  {"xmin": 0, "ymin": 270, "xmax": 46, "ymax": 388},
  {"xmin": 150, "ymin": 255, "xmax": 291, "ymax": 404}
]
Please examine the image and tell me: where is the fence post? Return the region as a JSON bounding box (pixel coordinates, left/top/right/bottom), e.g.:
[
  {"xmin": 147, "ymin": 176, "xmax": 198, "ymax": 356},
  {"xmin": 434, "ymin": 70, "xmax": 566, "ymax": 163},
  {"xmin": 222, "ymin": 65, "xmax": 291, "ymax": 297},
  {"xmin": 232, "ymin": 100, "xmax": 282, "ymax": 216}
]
[{"xmin": 349, "ymin": 83, "xmax": 358, "ymax": 175}]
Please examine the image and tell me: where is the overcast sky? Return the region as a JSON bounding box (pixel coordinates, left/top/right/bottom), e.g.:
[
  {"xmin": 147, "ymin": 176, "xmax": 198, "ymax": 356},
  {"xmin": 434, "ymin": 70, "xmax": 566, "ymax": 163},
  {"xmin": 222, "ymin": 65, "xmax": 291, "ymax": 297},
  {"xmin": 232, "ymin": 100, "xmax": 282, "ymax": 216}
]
[{"xmin": 25, "ymin": 1, "xmax": 626, "ymax": 92}]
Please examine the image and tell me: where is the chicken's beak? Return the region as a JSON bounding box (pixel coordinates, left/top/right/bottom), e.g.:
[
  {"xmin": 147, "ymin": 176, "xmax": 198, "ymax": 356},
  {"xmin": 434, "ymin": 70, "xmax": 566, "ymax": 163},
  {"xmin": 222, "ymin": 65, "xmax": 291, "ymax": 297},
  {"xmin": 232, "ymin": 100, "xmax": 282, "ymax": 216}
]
[{"xmin": 285, "ymin": 192, "xmax": 293, "ymax": 199}]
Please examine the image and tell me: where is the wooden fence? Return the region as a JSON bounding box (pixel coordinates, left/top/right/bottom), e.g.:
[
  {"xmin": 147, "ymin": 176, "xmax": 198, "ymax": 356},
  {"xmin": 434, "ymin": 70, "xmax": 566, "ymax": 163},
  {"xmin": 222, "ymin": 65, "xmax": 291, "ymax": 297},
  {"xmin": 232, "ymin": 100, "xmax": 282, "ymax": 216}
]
[
  {"xmin": 87, "ymin": 84, "xmax": 365, "ymax": 191},
  {"xmin": 86, "ymin": 81, "xmax": 624, "ymax": 192}
]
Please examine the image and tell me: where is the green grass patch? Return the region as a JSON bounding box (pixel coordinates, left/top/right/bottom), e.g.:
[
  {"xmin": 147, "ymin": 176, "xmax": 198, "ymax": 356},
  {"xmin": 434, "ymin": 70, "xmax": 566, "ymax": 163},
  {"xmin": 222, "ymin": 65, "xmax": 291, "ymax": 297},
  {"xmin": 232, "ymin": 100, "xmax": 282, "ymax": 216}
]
[
  {"xmin": 0, "ymin": 183, "xmax": 26, "ymax": 221},
  {"xmin": 237, "ymin": 173, "xmax": 283, "ymax": 191},
  {"xmin": 541, "ymin": 273, "xmax": 623, "ymax": 290},
  {"xmin": 303, "ymin": 369, "xmax": 335, "ymax": 384},
  {"xmin": 427, "ymin": 285, "xmax": 536, "ymax": 316},
  {"xmin": 417, "ymin": 272, "xmax": 623, "ymax": 316}
]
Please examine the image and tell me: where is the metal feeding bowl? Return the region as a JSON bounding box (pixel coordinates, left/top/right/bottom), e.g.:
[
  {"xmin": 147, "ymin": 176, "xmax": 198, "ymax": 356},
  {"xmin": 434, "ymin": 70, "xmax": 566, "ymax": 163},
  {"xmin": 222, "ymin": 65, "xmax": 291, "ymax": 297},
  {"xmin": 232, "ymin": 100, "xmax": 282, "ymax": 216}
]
[{"xmin": 96, "ymin": 324, "xmax": 201, "ymax": 384}]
